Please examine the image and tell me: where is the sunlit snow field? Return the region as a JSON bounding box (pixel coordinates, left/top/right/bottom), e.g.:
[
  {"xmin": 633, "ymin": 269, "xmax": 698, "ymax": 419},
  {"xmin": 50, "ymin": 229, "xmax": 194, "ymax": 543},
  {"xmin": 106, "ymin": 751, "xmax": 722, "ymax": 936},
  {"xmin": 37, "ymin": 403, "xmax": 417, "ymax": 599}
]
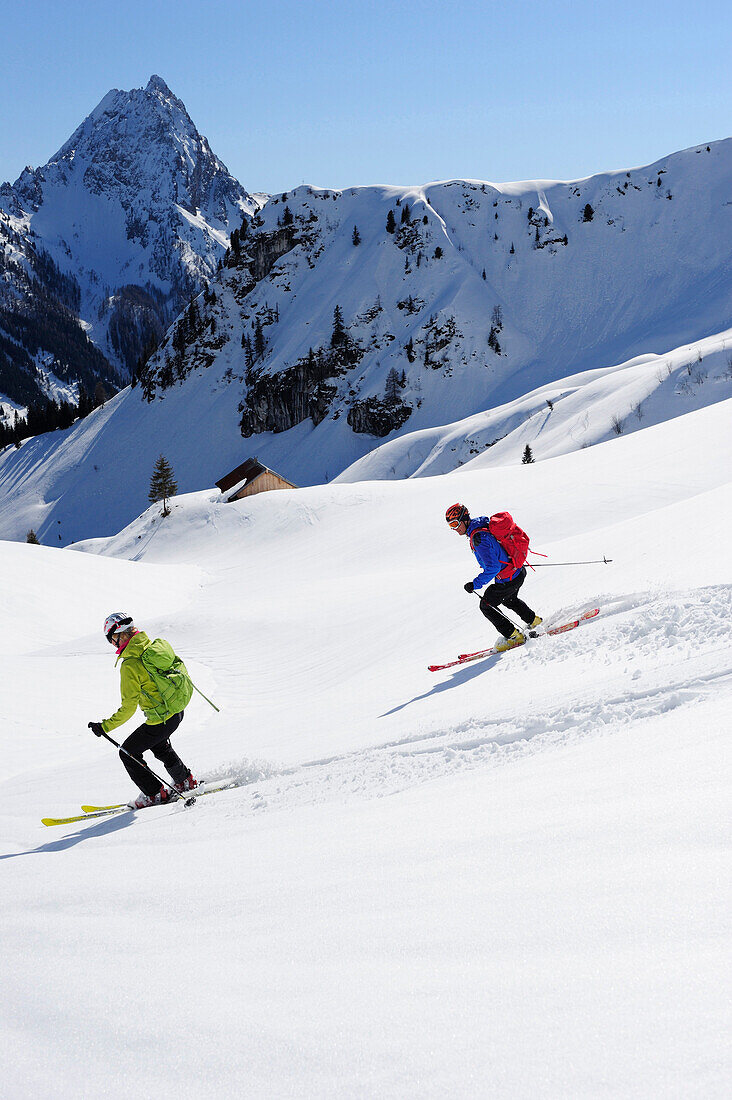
[{"xmin": 2, "ymin": 400, "xmax": 731, "ymax": 1098}]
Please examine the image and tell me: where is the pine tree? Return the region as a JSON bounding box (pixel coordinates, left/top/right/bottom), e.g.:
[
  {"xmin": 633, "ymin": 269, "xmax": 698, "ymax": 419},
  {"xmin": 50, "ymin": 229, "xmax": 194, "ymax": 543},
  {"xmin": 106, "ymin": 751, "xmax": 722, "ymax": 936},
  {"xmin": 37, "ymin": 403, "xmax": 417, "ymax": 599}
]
[
  {"xmin": 582, "ymin": 203, "xmax": 594, "ymax": 222},
  {"xmin": 26, "ymin": 529, "xmax": 40, "ymax": 544},
  {"xmin": 352, "ymin": 225, "xmax": 361, "ymax": 246},
  {"xmin": 77, "ymin": 384, "xmax": 93, "ymax": 417},
  {"xmin": 386, "ymin": 209, "xmax": 396, "ymax": 234},
  {"xmin": 243, "ymin": 334, "xmax": 253, "ymax": 371},
  {"xmin": 148, "ymin": 455, "xmax": 178, "ymax": 517},
  {"xmin": 385, "ymin": 367, "xmax": 401, "ymax": 404},
  {"xmin": 522, "ymin": 445, "xmax": 534, "ymax": 464},
  {"xmin": 93, "ymin": 381, "xmax": 108, "ymax": 408},
  {"xmin": 331, "ymin": 304, "xmax": 346, "ymax": 347},
  {"xmin": 254, "ymin": 319, "xmax": 266, "ymax": 361}
]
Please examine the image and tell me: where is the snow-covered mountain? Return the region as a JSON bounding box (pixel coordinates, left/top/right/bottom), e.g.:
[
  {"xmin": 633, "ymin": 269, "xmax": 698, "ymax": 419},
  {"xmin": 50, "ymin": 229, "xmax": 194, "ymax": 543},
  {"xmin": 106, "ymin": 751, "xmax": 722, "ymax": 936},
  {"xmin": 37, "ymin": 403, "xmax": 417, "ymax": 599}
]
[
  {"xmin": 0, "ymin": 76, "xmax": 259, "ymax": 413},
  {"xmin": 137, "ymin": 137, "xmax": 731, "ymax": 472},
  {"xmin": 2, "ymin": 136, "xmax": 731, "ymax": 543}
]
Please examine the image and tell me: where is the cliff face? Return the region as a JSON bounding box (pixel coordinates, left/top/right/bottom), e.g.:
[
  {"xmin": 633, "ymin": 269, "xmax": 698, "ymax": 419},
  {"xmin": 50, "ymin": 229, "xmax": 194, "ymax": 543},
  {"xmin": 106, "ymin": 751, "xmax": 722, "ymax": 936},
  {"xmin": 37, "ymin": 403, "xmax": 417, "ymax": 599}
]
[
  {"xmin": 238, "ymin": 226, "xmax": 298, "ymax": 286},
  {"xmin": 347, "ymin": 396, "xmax": 412, "ymax": 437},
  {"xmin": 239, "ymin": 341, "xmax": 363, "ymax": 436}
]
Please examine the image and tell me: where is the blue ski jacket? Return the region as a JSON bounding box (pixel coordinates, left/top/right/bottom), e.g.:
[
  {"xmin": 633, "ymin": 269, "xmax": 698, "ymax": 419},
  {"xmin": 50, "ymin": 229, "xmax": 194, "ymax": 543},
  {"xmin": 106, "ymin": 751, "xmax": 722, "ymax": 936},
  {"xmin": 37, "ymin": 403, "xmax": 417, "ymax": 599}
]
[{"xmin": 467, "ymin": 516, "xmax": 521, "ymax": 589}]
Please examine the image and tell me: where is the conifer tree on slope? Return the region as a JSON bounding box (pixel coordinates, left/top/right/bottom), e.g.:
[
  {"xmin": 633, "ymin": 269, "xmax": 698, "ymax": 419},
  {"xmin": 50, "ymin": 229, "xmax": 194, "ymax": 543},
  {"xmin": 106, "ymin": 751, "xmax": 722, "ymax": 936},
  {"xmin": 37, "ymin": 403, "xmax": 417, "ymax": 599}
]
[{"xmin": 149, "ymin": 454, "xmax": 178, "ymax": 517}]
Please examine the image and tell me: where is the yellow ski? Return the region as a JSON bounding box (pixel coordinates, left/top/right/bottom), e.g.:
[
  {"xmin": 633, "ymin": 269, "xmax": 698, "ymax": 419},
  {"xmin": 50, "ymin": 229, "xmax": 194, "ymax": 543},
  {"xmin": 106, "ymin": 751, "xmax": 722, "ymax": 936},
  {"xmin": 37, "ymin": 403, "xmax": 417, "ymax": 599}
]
[
  {"xmin": 44, "ymin": 781, "xmax": 239, "ymax": 827},
  {"xmin": 42, "ymin": 807, "xmax": 127, "ymax": 826},
  {"xmin": 81, "ymin": 781, "xmax": 236, "ymax": 814}
]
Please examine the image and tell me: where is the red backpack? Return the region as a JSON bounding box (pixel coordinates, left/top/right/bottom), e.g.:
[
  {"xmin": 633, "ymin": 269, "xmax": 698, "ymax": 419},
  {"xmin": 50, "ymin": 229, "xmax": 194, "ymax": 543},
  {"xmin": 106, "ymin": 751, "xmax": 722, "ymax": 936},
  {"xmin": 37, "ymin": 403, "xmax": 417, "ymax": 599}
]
[{"xmin": 470, "ymin": 512, "xmax": 531, "ymax": 581}]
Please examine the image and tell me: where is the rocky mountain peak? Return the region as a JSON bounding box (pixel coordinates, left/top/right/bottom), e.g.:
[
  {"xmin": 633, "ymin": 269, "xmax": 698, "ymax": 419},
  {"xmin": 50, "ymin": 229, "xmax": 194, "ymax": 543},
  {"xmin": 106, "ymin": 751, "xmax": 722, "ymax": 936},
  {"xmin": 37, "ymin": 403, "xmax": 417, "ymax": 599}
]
[
  {"xmin": 146, "ymin": 73, "xmax": 178, "ymax": 100},
  {"xmin": 0, "ymin": 77, "xmax": 261, "ymax": 401}
]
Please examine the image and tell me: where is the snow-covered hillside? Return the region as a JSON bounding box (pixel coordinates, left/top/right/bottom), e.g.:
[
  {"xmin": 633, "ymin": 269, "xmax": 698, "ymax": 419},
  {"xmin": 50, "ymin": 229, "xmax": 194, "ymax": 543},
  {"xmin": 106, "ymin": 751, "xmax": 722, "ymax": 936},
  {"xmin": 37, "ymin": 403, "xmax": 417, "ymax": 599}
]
[
  {"xmin": 338, "ymin": 325, "xmax": 732, "ymax": 480},
  {"xmin": 0, "ymin": 75, "xmax": 259, "ymax": 406},
  {"xmin": 1, "ymin": 320, "xmax": 731, "ymax": 546},
  {"xmin": 2, "ymin": 397, "xmax": 730, "ymax": 1097},
  {"xmin": 139, "ymin": 137, "xmax": 732, "ymax": 474},
  {"xmin": 3, "ymin": 134, "xmax": 731, "ymax": 538}
]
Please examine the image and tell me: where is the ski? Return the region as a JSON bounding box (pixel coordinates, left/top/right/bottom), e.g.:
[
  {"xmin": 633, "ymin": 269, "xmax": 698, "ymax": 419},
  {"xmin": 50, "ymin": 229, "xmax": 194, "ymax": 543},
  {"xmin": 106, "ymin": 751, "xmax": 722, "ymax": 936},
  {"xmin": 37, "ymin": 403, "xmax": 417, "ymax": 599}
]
[
  {"xmin": 459, "ymin": 607, "xmax": 600, "ymax": 659},
  {"xmin": 42, "ymin": 807, "xmax": 127, "ymax": 827},
  {"xmin": 427, "ymin": 639, "xmax": 526, "ymax": 672},
  {"xmin": 80, "ymin": 803, "xmax": 128, "ymax": 812},
  {"xmin": 42, "ymin": 780, "xmax": 239, "ymax": 827},
  {"xmin": 82, "ymin": 778, "xmax": 236, "ymax": 814},
  {"xmin": 428, "ymin": 608, "xmax": 600, "ymax": 672}
]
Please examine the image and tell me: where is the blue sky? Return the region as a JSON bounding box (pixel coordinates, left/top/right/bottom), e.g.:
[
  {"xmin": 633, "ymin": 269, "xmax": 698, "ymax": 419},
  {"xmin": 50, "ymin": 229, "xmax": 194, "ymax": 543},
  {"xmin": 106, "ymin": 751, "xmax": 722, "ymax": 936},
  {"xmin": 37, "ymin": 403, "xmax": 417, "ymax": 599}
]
[{"xmin": 2, "ymin": 0, "xmax": 730, "ymax": 192}]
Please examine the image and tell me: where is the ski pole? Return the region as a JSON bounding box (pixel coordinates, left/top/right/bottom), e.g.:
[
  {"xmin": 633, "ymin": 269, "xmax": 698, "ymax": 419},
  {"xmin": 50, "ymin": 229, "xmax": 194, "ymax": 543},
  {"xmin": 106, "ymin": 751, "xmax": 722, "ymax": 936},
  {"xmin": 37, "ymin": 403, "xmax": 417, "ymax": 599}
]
[
  {"xmin": 527, "ymin": 557, "xmax": 613, "ymax": 567},
  {"xmin": 98, "ymin": 731, "xmax": 196, "ymax": 806},
  {"xmin": 191, "ymin": 680, "xmax": 220, "ymax": 713},
  {"xmin": 469, "ymin": 556, "xmax": 612, "ymax": 594}
]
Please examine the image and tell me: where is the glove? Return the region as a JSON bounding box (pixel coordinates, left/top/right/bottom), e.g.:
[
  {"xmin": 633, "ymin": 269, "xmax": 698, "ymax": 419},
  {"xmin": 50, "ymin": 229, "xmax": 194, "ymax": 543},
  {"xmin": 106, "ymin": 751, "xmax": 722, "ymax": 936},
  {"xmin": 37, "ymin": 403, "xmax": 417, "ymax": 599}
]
[
  {"xmin": 464, "ymin": 581, "xmax": 475, "ymax": 594},
  {"xmin": 88, "ymin": 721, "xmax": 104, "ymax": 737}
]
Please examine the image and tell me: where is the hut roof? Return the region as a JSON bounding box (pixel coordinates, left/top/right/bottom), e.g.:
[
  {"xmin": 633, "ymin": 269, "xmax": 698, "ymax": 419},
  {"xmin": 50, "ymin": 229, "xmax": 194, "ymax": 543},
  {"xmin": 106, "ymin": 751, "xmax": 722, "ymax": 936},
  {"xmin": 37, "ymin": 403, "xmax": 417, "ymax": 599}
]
[
  {"xmin": 215, "ymin": 458, "xmax": 267, "ymax": 494},
  {"xmin": 215, "ymin": 457, "xmax": 296, "ymax": 495}
]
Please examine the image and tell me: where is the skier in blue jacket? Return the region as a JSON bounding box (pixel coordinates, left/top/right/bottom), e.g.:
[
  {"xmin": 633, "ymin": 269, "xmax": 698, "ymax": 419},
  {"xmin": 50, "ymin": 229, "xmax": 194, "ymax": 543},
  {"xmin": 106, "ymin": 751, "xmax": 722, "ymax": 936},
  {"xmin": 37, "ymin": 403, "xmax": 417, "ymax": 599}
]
[{"xmin": 446, "ymin": 503, "xmax": 542, "ymax": 651}]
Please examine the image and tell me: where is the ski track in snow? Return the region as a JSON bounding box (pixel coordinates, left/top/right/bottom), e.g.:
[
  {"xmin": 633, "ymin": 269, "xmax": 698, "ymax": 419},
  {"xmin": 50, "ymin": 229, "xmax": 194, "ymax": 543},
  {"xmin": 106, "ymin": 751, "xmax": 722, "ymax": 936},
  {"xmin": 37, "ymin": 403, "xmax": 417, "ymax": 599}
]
[
  {"xmin": 202, "ymin": 585, "xmax": 732, "ymax": 818},
  {"xmin": 3, "ymin": 402, "xmax": 730, "ymax": 1099}
]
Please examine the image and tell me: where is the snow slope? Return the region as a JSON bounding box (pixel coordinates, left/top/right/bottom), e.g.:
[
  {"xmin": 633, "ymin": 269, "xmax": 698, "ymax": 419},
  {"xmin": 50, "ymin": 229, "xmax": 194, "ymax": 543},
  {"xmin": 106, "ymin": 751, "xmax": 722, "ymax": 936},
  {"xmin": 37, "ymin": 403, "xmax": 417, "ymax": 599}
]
[
  {"xmin": 2, "ymin": 135, "xmax": 731, "ymax": 542},
  {"xmin": 1, "ymin": 398, "xmax": 730, "ymax": 1097},
  {"xmin": 338, "ymin": 325, "xmax": 732, "ymax": 480},
  {"xmin": 2, "ymin": 320, "xmax": 730, "ymax": 546}
]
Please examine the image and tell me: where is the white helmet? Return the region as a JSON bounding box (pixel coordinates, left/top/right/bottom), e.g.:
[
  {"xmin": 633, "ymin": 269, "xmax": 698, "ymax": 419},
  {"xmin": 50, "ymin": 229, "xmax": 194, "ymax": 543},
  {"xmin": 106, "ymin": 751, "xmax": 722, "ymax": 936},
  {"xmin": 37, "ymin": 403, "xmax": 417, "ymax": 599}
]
[{"xmin": 103, "ymin": 612, "xmax": 134, "ymax": 645}]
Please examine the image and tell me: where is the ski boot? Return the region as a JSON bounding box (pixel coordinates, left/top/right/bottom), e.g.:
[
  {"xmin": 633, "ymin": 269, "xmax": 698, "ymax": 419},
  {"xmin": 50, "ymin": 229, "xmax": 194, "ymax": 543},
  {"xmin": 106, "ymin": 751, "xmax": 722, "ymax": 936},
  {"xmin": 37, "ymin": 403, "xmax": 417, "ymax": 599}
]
[
  {"xmin": 174, "ymin": 772, "xmax": 198, "ymax": 795},
  {"xmin": 495, "ymin": 628, "xmax": 527, "ymax": 653},
  {"xmin": 127, "ymin": 785, "xmax": 170, "ymax": 810}
]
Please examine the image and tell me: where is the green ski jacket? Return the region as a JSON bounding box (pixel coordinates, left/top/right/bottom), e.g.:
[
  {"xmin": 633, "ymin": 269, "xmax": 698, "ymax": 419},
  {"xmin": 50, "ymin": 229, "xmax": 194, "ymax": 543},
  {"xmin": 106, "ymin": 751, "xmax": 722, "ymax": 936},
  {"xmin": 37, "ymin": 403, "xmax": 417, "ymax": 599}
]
[{"xmin": 102, "ymin": 631, "xmax": 168, "ymax": 732}]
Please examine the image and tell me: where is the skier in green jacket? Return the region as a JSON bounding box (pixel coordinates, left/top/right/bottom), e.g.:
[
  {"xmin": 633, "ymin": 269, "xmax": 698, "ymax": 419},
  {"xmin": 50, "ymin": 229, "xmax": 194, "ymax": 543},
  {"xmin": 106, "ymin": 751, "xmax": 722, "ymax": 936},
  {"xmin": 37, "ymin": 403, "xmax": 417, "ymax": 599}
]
[{"xmin": 88, "ymin": 612, "xmax": 197, "ymax": 809}]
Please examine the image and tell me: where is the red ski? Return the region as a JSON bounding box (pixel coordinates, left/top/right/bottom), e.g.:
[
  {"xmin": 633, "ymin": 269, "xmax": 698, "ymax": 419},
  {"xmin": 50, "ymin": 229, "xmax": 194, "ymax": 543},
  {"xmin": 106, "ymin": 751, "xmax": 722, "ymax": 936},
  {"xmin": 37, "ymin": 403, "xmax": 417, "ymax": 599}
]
[{"xmin": 428, "ymin": 608, "xmax": 600, "ymax": 672}]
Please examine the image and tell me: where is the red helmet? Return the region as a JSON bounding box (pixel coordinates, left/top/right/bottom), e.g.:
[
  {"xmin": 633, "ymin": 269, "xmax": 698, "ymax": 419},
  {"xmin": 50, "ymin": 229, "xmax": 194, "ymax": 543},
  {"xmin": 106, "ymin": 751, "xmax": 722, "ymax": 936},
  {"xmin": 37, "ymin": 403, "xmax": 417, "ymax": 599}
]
[{"xmin": 445, "ymin": 503, "xmax": 470, "ymax": 528}]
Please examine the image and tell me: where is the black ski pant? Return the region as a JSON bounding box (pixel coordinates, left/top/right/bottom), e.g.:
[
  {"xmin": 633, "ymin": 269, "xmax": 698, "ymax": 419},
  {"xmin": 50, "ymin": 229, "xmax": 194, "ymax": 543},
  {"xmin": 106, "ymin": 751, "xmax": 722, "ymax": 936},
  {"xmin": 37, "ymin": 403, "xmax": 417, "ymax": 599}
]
[
  {"xmin": 478, "ymin": 568, "xmax": 537, "ymax": 639},
  {"xmin": 120, "ymin": 712, "xmax": 190, "ymax": 797}
]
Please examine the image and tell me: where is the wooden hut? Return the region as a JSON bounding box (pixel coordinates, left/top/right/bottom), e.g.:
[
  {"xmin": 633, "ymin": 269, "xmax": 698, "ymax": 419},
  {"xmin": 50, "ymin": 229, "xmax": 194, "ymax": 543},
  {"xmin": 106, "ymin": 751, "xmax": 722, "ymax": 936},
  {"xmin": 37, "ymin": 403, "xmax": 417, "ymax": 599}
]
[{"xmin": 215, "ymin": 457, "xmax": 297, "ymax": 502}]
